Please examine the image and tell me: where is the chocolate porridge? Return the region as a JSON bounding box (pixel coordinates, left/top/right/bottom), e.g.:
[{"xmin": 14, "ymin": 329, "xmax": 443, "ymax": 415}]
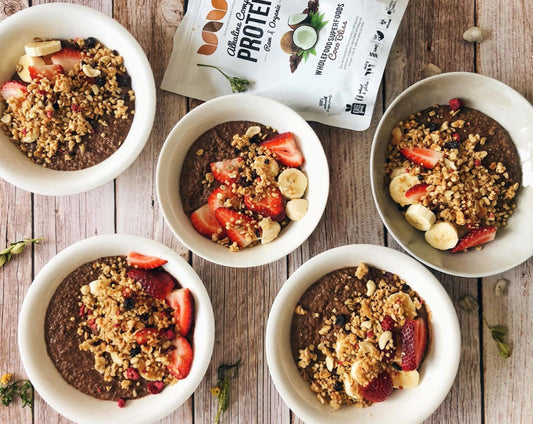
[
  {"xmin": 291, "ymin": 263, "xmax": 430, "ymax": 409},
  {"xmin": 45, "ymin": 256, "xmax": 191, "ymax": 401},
  {"xmin": 0, "ymin": 37, "xmax": 135, "ymax": 170},
  {"xmin": 179, "ymin": 121, "xmax": 274, "ymax": 215}
]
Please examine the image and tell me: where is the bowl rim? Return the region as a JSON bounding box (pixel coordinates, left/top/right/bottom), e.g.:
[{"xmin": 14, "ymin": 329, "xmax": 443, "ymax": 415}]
[
  {"xmin": 0, "ymin": 3, "xmax": 156, "ymax": 196},
  {"xmin": 265, "ymin": 244, "xmax": 461, "ymax": 424},
  {"xmin": 156, "ymin": 93, "xmax": 330, "ymax": 268},
  {"xmin": 370, "ymin": 71, "xmax": 533, "ymax": 277},
  {"xmin": 18, "ymin": 233, "xmax": 214, "ymax": 424}
]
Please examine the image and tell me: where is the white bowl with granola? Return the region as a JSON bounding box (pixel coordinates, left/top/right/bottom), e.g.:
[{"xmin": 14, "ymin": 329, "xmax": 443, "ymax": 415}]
[
  {"xmin": 266, "ymin": 244, "xmax": 460, "ymax": 424},
  {"xmin": 0, "ymin": 3, "xmax": 155, "ymax": 195},
  {"xmin": 370, "ymin": 72, "xmax": 533, "ymax": 277},
  {"xmin": 157, "ymin": 93, "xmax": 329, "ymax": 267},
  {"xmin": 18, "ymin": 234, "xmax": 214, "ymax": 424}
]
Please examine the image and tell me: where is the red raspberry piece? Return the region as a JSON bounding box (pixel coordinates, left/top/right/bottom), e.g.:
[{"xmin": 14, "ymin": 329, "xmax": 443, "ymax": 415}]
[
  {"xmin": 117, "ymin": 398, "xmax": 126, "ymax": 408},
  {"xmin": 147, "ymin": 381, "xmax": 165, "ymax": 394},
  {"xmin": 452, "ymin": 133, "xmax": 461, "ymax": 142},
  {"xmin": 449, "ymin": 98, "xmax": 464, "ymax": 111},
  {"xmin": 125, "ymin": 367, "xmax": 139, "ymax": 380},
  {"xmin": 381, "ymin": 315, "xmax": 394, "ymax": 332}
]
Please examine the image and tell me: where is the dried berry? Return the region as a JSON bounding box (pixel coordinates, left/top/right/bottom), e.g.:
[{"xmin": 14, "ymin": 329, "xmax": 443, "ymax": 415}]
[
  {"xmin": 94, "ymin": 76, "xmax": 106, "ymax": 87},
  {"xmin": 445, "ymin": 141, "xmax": 461, "ymax": 150},
  {"xmin": 123, "ymin": 297, "xmax": 135, "ymax": 310},
  {"xmin": 130, "ymin": 346, "xmax": 141, "ymax": 357},
  {"xmin": 428, "ymin": 122, "xmax": 439, "ymax": 132},
  {"xmin": 334, "ymin": 380, "xmax": 344, "ymax": 392},
  {"xmin": 85, "ymin": 37, "xmax": 97, "ymax": 49},
  {"xmin": 335, "ymin": 314, "xmax": 347, "ymax": 326},
  {"xmin": 117, "ymin": 398, "xmax": 126, "ymax": 408},
  {"xmin": 449, "ymin": 98, "xmax": 464, "ymax": 111},
  {"xmin": 116, "ymin": 73, "xmax": 131, "ymax": 88}
]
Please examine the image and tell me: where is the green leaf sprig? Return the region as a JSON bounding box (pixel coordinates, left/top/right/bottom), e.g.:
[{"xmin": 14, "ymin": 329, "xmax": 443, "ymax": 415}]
[
  {"xmin": 0, "ymin": 238, "xmax": 44, "ymax": 267},
  {"xmin": 0, "ymin": 374, "xmax": 34, "ymax": 417},
  {"xmin": 210, "ymin": 359, "xmax": 241, "ymax": 424},
  {"xmin": 484, "ymin": 319, "xmax": 511, "ymax": 359},
  {"xmin": 197, "ymin": 64, "xmax": 250, "ymax": 93}
]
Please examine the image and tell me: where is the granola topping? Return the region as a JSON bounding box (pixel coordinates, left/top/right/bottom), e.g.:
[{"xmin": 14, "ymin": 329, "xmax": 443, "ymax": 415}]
[{"xmin": 290, "ymin": 263, "xmax": 430, "ymax": 409}]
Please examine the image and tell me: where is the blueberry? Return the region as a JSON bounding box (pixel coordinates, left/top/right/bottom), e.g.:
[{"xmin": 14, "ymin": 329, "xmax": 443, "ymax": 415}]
[
  {"xmin": 123, "ymin": 297, "xmax": 135, "ymax": 310},
  {"xmin": 85, "ymin": 37, "xmax": 97, "ymax": 49},
  {"xmin": 116, "ymin": 73, "xmax": 131, "ymax": 88},
  {"xmin": 94, "ymin": 76, "xmax": 106, "ymax": 87},
  {"xmin": 445, "ymin": 141, "xmax": 461, "ymax": 150},
  {"xmin": 428, "ymin": 122, "xmax": 439, "ymax": 132},
  {"xmin": 130, "ymin": 346, "xmax": 141, "ymax": 357},
  {"xmin": 334, "ymin": 381, "xmax": 344, "ymax": 392},
  {"xmin": 336, "ymin": 314, "xmax": 348, "ymax": 326}
]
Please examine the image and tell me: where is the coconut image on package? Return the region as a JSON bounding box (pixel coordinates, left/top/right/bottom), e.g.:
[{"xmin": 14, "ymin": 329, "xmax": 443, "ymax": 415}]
[{"xmin": 162, "ymin": 0, "xmax": 409, "ymax": 131}]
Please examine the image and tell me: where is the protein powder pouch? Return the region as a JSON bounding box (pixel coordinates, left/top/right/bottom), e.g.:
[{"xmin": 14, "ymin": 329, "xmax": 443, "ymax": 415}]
[{"xmin": 162, "ymin": 0, "xmax": 408, "ymax": 131}]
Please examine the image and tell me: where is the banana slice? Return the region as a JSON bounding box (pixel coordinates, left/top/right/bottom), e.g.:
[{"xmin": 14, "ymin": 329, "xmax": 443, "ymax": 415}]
[
  {"xmin": 425, "ymin": 221, "xmax": 459, "ymax": 250},
  {"xmin": 24, "ymin": 40, "xmax": 62, "ymax": 57},
  {"xmin": 405, "ymin": 204, "xmax": 436, "ymax": 231},
  {"xmin": 386, "ymin": 292, "xmax": 417, "ymax": 319},
  {"xmin": 389, "ymin": 173, "xmax": 420, "ymax": 206},
  {"xmin": 391, "ymin": 370, "xmax": 419, "ymax": 389},
  {"xmin": 16, "ymin": 55, "xmax": 46, "ymax": 82},
  {"xmin": 343, "ymin": 375, "xmax": 361, "ymax": 399},
  {"xmin": 252, "ymin": 155, "xmax": 279, "ymax": 178},
  {"xmin": 259, "ymin": 217, "xmax": 281, "ymax": 244},
  {"xmin": 278, "ymin": 168, "xmax": 307, "ymax": 199},
  {"xmin": 390, "ymin": 167, "xmax": 409, "ymax": 179},
  {"xmin": 285, "ymin": 198, "xmax": 308, "ymax": 221}
]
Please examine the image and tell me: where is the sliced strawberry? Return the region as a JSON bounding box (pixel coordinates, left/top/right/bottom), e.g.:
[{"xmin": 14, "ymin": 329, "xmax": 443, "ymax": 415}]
[
  {"xmin": 166, "ymin": 288, "xmax": 194, "ymax": 336},
  {"xmin": 210, "ymin": 157, "xmax": 243, "ymax": 185},
  {"xmin": 361, "ymin": 371, "xmax": 393, "ymax": 403},
  {"xmin": 50, "ymin": 48, "xmax": 82, "ymax": 73},
  {"xmin": 28, "ymin": 64, "xmax": 64, "ymax": 81},
  {"xmin": 167, "ymin": 336, "xmax": 193, "ymax": 380},
  {"xmin": 214, "ymin": 207, "xmax": 257, "ymax": 248},
  {"xmin": 127, "ymin": 268, "xmax": 176, "ymax": 300},
  {"xmin": 126, "ymin": 251, "xmax": 167, "ymax": 269},
  {"xmin": 259, "ymin": 132, "xmax": 304, "ymax": 167},
  {"xmin": 244, "ymin": 186, "xmax": 285, "ymax": 221},
  {"xmin": 208, "ymin": 185, "xmax": 237, "ymax": 211},
  {"xmin": 449, "ymin": 97, "xmax": 464, "ymax": 111},
  {"xmin": 400, "ymin": 147, "xmax": 444, "ymax": 169},
  {"xmin": 451, "ymin": 226, "xmax": 497, "ymax": 253},
  {"xmin": 401, "ymin": 318, "xmax": 428, "ymax": 371},
  {"xmin": 405, "ymin": 183, "xmax": 430, "ymax": 202},
  {"xmin": 135, "ymin": 327, "xmax": 158, "ymax": 345},
  {"xmin": 0, "ymin": 80, "xmax": 27, "ymax": 100},
  {"xmin": 191, "ymin": 204, "xmax": 226, "ymax": 238}
]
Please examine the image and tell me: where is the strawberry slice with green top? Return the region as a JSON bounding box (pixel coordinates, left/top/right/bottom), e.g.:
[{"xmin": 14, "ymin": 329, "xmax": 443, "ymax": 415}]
[
  {"xmin": 208, "ymin": 185, "xmax": 237, "ymax": 211},
  {"xmin": 361, "ymin": 371, "xmax": 393, "ymax": 402},
  {"xmin": 191, "ymin": 204, "xmax": 226, "ymax": 239},
  {"xmin": 400, "ymin": 147, "xmax": 444, "ymax": 169},
  {"xmin": 0, "ymin": 80, "xmax": 27, "ymax": 100},
  {"xmin": 127, "ymin": 268, "xmax": 176, "ymax": 300},
  {"xmin": 28, "ymin": 64, "xmax": 64, "ymax": 81},
  {"xmin": 405, "ymin": 183, "xmax": 430, "ymax": 202},
  {"xmin": 259, "ymin": 132, "xmax": 304, "ymax": 167},
  {"xmin": 214, "ymin": 207, "xmax": 257, "ymax": 248},
  {"xmin": 244, "ymin": 186, "xmax": 285, "ymax": 221},
  {"xmin": 210, "ymin": 157, "xmax": 243, "ymax": 185},
  {"xmin": 451, "ymin": 226, "xmax": 497, "ymax": 253},
  {"xmin": 51, "ymin": 48, "xmax": 82, "ymax": 73},
  {"xmin": 167, "ymin": 336, "xmax": 193, "ymax": 380},
  {"xmin": 166, "ymin": 288, "xmax": 194, "ymax": 336},
  {"xmin": 126, "ymin": 251, "xmax": 167, "ymax": 269},
  {"xmin": 401, "ymin": 318, "xmax": 428, "ymax": 371}
]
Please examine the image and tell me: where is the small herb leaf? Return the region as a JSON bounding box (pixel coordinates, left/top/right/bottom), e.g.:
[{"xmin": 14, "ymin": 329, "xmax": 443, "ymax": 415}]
[
  {"xmin": 0, "ymin": 238, "xmax": 44, "ymax": 268},
  {"xmin": 484, "ymin": 319, "xmax": 511, "ymax": 359},
  {"xmin": 197, "ymin": 64, "xmax": 250, "ymax": 93},
  {"xmin": 0, "ymin": 374, "xmax": 34, "ymax": 418},
  {"xmin": 211, "ymin": 359, "xmax": 241, "ymax": 424}
]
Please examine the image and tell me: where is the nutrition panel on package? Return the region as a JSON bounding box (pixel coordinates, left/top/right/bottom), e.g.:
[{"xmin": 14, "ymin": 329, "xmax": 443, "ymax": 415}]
[{"xmin": 162, "ymin": 0, "xmax": 408, "ymax": 131}]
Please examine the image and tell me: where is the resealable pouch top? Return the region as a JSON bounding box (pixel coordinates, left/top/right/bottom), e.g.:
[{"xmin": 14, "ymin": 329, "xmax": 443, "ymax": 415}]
[{"xmin": 162, "ymin": 0, "xmax": 408, "ymax": 131}]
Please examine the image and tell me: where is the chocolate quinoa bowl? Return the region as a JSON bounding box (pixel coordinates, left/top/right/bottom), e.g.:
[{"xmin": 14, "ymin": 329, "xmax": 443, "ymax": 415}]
[
  {"xmin": 371, "ymin": 72, "xmax": 533, "ymax": 277},
  {"xmin": 0, "ymin": 3, "xmax": 155, "ymax": 196},
  {"xmin": 18, "ymin": 234, "xmax": 214, "ymax": 424}
]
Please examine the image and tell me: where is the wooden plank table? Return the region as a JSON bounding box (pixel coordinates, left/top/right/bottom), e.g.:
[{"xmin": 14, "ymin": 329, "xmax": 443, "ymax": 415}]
[{"xmin": 1, "ymin": 0, "xmax": 532, "ymax": 423}]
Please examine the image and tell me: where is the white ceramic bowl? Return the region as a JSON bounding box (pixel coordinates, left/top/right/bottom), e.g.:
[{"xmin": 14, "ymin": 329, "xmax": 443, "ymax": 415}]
[
  {"xmin": 0, "ymin": 4, "xmax": 155, "ymax": 195},
  {"xmin": 18, "ymin": 234, "xmax": 214, "ymax": 424},
  {"xmin": 157, "ymin": 94, "xmax": 329, "ymax": 268},
  {"xmin": 266, "ymin": 244, "xmax": 460, "ymax": 424},
  {"xmin": 371, "ymin": 72, "xmax": 533, "ymax": 277}
]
